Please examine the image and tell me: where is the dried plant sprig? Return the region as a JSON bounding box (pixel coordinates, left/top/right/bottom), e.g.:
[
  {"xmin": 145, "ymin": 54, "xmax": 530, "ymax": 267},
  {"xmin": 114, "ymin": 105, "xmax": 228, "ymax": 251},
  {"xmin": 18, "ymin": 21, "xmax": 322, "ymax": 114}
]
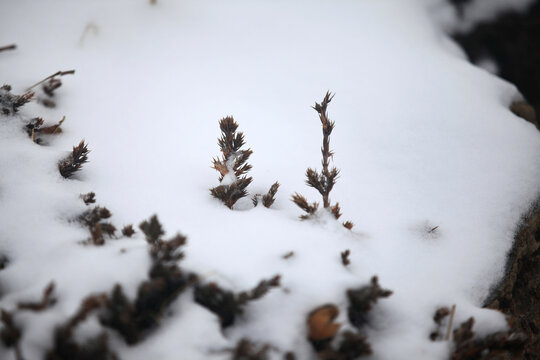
[
  {"xmin": 0, "ymin": 309, "xmax": 23, "ymax": 360},
  {"xmin": 100, "ymin": 215, "xmax": 197, "ymax": 345},
  {"xmin": 194, "ymin": 274, "xmax": 281, "ymax": 329},
  {"xmin": 347, "ymin": 276, "xmax": 393, "ymax": 329},
  {"xmin": 210, "ymin": 118, "xmax": 254, "ymax": 209},
  {"xmin": 26, "ymin": 116, "xmax": 65, "ymax": 144},
  {"xmin": 0, "ymin": 85, "xmax": 34, "ymax": 115},
  {"xmin": 121, "ymin": 225, "xmax": 135, "ymax": 238},
  {"xmin": 0, "ymin": 44, "xmax": 16, "ymax": 53},
  {"xmin": 58, "ymin": 140, "xmax": 89, "ymax": 179},
  {"xmin": 26, "ymin": 70, "xmax": 75, "ymax": 92},
  {"xmin": 81, "ymin": 192, "xmax": 96, "ymax": 205},
  {"xmin": 139, "ymin": 214, "xmax": 164, "ymax": 245},
  {"xmin": 291, "ymin": 193, "xmax": 318, "ymax": 220},
  {"xmin": 292, "ymin": 92, "xmax": 353, "ymax": 228},
  {"xmin": 262, "ymin": 182, "xmax": 280, "ymax": 208},
  {"xmin": 341, "ymin": 249, "xmax": 351, "ymax": 266},
  {"xmin": 237, "ymin": 275, "xmax": 281, "ymax": 305},
  {"xmin": 78, "ymin": 205, "xmax": 116, "ymax": 245}
]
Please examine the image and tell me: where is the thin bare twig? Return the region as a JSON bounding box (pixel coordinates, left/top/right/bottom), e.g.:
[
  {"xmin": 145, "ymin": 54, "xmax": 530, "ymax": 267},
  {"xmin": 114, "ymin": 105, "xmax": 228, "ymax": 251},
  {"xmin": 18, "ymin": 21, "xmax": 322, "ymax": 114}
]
[
  {"xmin": 26, "ymin": 70, "xmax": 75, "ymax": 91},
  {"xmin": 445, "ymin": 304, "xmax": 456, "ymax": 341},
  {"xmin": 0, "ymin": 44, "xmax": 16, "ymax": 53}
]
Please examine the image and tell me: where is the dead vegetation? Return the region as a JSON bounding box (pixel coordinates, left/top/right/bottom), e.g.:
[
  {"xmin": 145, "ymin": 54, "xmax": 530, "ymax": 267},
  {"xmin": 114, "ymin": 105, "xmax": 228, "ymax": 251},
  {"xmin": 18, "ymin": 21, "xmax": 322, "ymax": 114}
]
[
  {"xmin": 194, "ymin": 275, "xmax": 281, "ymax": 328},
  {"xmin": 291, "ymin": 92, "xmax": 353, "ymax": 229},
  {"xmin": 0, "ymin": 44, "xmax": 17, "ymax": 53},
  {"xmin": 210, "ymin": 116, "xmax": 254, "ymax": 209},
  {"xmin": 0, "ymin": 84, "xmax": 33, "ymax": 115},
  {"xmin": 58, "ymin": 140, "xmax": 90, "ymax": 178},
  {"xmin": 450, "ymin": 317, "xmax": 527, "ymax": 360},
  {"xmin": 306, "ymin": 277, "xmax": 392, "ymax": 359}
]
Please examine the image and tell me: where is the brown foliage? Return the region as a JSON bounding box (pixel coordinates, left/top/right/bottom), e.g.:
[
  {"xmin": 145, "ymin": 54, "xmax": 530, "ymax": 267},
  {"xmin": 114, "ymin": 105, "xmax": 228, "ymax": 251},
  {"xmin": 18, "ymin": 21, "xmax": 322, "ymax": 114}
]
[
  {"xmin": 210, "ymin": 116, "xmax": 253, "ymax": 209},
  {"xmin": 341, "ymin": 250, "xmax": 350, "ymax": 267},
  {"xmin": 121, "ymin": 224, "xmax": 135, "ymax": 237},
  {"xmin": 0, "ymin": 84, "xmax": 33, "ymax": 115},
  {"xmin": 347, "ymin": 276, "xmax": 393, "ymax": 329},
  {"xmin": 194, "ymin": 275, "xmax": 280, "ymax": 329},
  {"xmin": 292, "ymin": 92, "xmax": 353, "ymax": 228},
  {"xmin": 58, "ymin": 140, "xmax": 89, "ymax": 179},
  {"xmin": 450, "ymin": 317, "xmax": 527, "ymax": 360},
  {"xmin": 262, "ymin": 181, "xmax": 280, "ymax": 208},
  {"xmin": 78, "ymin": 203, "xmax": 115, "ymax": 245}
]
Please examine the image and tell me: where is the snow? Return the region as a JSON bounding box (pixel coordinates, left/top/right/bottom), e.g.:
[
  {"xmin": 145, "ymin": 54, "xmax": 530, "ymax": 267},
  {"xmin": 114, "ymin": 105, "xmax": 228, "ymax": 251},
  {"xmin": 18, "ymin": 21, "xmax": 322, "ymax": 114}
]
[{"xmin": 1, "ymin": 0, "xmax": 540, "ymax": 359}]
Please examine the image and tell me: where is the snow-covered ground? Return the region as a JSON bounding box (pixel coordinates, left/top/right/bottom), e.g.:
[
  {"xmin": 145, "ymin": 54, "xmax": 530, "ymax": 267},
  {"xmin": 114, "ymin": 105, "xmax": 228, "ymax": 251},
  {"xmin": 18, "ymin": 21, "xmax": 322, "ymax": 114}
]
[{"xmin": 1, "ymin": 0, "xmax": 539, "ymax": 359}]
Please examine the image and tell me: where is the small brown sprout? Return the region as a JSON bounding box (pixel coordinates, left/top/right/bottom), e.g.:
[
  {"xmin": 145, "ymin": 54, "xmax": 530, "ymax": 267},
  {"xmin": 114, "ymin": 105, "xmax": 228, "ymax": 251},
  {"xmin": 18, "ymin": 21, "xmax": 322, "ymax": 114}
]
[{"xmin": 341, "ymin": 249, "xmax": 351, "ymax": 266}]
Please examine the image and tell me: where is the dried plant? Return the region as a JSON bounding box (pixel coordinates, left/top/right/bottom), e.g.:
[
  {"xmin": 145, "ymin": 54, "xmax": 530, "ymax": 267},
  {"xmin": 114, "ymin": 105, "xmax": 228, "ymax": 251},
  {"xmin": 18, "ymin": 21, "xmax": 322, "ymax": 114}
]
[
  {"xmin": 262, "ymin": 182, "xmax": 280, "ymax": 208},
  {"xmin": 121, "ymin": 225, "xmax": 135, "ymax": 237},
  {"xmin": 282, "ymin": 251, "xmax": 295, "ymax": 260},
  {"xmin": 291, "ymin": 193, "xmax": 318, "ymax": 220},
  {"xmin": 81, "ymin": 192, "xmax": 96, "ymax": 205},
  {"xmin": 26, "ymin": 70, "xmax": 75, "ymax": 93},
  {"xmin": 46, "ymin": 294, "xmax": 118, "ymax": 360},
  {"xmin": 0, "ymin": 84, "xmax": 33, "ymax": 115},
  {"xmin": 347, "ymin": 276, "xmax": 392, "ymax": 329},
  {"xmin": 292, "ymin": 92, "xmax": 352, "ymax": 229},
  {"xmin": 26, "ymin": 116, "xmax": 65, "ymax": 144},
  {"xmin": 100, "ymin": 215, "xmax": 197, "ymax": 344},
  {"xmin": 451, "ymin": 317, "xmax": 527, "ymax": 360},
  {"xmin": 429, "ymin": 306, "xmax": 451, "ymax": 341},
  {"xmin": 18, "ymin": 282, "xmax": 56, "ymax": 311},
  {"xmin": 341, "ymin": 250, "xmax": 351, "ymax": 267},
  {"xmin": 0, "ymin": 44, "xmax": 17, "ymax": 53},
  {"xmin": 78, "ymin": 204, "xmax": 116, "ymax": 246},
  {"xmin": 59, "ymin": 140, "xmax": 89, "ymax": 179},
  {"xmin": 139, "ymin": 214, "xmax": 164, "ymax": 244},
  {"xmin": 210, "ymin": 116, "xmax": 253, "ymax": 209},
  {"xmin": 0, "ymin": 309, "xmax": 23, "ymax": 360},
  {"xmin": 194, "ymin": 275, "xmax": 280, "ymax": 329}
]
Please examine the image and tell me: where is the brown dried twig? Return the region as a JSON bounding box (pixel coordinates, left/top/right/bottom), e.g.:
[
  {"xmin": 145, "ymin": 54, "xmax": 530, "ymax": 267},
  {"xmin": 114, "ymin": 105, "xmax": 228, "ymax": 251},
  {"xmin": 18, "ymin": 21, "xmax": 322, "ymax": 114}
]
[
  {"xmin": 0, "ymin": 44, "xmax": 16, "ymax": 53},
  {"xmin": 26, "ymin": 70, "xmax": 75, "ymax": 92}
]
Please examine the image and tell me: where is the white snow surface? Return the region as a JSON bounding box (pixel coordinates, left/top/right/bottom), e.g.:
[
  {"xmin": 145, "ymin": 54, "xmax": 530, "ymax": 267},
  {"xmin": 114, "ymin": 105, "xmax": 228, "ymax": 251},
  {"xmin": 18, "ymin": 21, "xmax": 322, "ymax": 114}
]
[{"xmin": 1, "ymin": 0, "xmax": 540, "ymax": 359}]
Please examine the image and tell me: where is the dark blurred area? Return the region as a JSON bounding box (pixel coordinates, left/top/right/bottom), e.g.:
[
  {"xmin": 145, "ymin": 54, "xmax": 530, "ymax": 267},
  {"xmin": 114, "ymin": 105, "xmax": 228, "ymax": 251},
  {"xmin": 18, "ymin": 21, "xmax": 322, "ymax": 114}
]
[{"xmin": 452, "ymin": 0, "xmax": 540, "ymax": 129}]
